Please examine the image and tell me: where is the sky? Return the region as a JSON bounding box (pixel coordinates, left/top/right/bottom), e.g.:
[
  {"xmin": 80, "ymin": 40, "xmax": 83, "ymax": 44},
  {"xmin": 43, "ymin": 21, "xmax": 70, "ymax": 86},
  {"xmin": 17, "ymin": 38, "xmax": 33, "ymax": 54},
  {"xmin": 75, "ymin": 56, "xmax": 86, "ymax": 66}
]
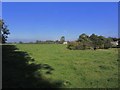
[{"xmin": 2, "ymin": 2, "xmax": 118, "ymax": 42}]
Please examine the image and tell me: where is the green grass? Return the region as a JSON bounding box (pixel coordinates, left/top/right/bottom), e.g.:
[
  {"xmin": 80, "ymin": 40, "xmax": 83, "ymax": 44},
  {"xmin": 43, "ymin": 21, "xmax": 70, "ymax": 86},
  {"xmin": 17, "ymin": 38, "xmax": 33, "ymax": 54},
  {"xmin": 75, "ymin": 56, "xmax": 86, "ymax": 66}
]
[{"xmin": 16, "ymin": 44, "xmax": 118, "ymax": 88}]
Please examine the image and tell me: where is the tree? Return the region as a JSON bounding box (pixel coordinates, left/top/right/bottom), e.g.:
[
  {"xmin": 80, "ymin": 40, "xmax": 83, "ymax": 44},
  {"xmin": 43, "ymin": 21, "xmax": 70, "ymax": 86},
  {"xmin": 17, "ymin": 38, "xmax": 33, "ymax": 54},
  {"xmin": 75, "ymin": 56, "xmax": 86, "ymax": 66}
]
[
  {"xmin": 36, "ymin": 40, "xmax": 39, "ymax": 44},
  {"xmin": 89, "ymin": 34, "xmax": 111, "ymax": 49},
  {"xmin": 89, "ymin": 34, "xmax": 105, "ymax": 49},
  {"xmin": 104, "ymin": 38, "xmax": 112, "ymax": 49},
  {"xmin": 60, "ymin": 36, "xmax": 65, "ymax": 44},
  {"xmin": 97, "ymin": 35, "xmax": 106, "ymax": 49},
  {"xmin": 19, "ymin": 41, "xmax": 23, "ymax": 44},
  {"xmin": 89, "ymin": 34, "xmax": 99, "ymax": 48},
  {"xmin": 55, "ymin": 40, "xmax": 59, "ymax": 44},
  {"xmin": 78, "ymin": 33, "xmax": 89, "ymax": 42},
  {"xmin": 78, "ymin": 33, "xmax": 92, "ymax": 49},
  {"xmin": 111, "ymin": 37, "xmax": 118, "ymax": 41},
  {"xmin": 67, "ymin": 33, "xmax": 114, "ymax": 50},
  {"xmin": 0, "ymin": 19, "xmax": 10, "ymax": 43}
]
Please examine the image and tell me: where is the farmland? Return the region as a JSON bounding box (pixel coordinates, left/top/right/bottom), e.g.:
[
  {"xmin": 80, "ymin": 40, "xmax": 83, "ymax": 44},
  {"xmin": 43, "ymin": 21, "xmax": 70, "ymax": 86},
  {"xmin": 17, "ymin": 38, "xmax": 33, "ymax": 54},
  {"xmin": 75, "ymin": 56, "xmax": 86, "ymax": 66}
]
[{"xmin": 15, "ymin": 44, "xmax": 119, "ymax": 88}]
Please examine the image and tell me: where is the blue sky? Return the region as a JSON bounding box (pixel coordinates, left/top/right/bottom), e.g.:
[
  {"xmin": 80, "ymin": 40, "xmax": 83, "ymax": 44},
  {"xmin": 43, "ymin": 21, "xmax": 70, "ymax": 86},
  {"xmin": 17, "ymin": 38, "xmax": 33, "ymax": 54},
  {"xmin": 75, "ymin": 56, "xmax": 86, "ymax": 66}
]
[{"xmin": 2, "ymin": 2, "xmax": 118, "ymax": 42}]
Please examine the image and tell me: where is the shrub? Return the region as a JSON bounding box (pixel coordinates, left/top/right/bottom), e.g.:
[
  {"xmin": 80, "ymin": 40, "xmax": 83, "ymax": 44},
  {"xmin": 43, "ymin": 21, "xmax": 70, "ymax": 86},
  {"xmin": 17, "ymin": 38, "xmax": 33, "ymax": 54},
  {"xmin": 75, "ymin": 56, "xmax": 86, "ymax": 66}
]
[
  {"xmin": 67, "ymin": 41, "xmax": 92, "ymax": 50},
  {"xmin": 67, "ymin": 41, "xmax": 78, "ymax": 50}
]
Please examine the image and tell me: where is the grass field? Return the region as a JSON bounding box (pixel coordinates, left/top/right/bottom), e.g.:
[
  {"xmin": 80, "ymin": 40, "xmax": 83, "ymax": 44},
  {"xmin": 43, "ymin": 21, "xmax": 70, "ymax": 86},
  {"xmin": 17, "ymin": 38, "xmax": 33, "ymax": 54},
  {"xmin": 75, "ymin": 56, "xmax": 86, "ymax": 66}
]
[{"xmin": 16, "ymin": 44, "xmax": 118, "ymax": 88}]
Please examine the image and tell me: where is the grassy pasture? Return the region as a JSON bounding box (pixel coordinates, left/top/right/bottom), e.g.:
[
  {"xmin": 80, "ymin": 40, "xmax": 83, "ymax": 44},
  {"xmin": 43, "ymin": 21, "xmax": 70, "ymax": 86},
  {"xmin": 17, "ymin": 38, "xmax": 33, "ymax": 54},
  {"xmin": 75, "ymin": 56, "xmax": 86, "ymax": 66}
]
[{"xmin": 16, "ymin": 44, "xmax": 118, "ymax": 88}]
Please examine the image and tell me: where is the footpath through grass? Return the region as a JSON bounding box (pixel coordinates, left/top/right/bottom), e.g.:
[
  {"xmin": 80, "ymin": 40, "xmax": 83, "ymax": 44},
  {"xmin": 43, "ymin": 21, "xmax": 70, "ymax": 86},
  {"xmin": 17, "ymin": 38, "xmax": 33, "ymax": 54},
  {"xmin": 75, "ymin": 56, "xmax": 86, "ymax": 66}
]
[{"xmin": 16, "ymin": 44, "xmax": 118, "ymax": 88}]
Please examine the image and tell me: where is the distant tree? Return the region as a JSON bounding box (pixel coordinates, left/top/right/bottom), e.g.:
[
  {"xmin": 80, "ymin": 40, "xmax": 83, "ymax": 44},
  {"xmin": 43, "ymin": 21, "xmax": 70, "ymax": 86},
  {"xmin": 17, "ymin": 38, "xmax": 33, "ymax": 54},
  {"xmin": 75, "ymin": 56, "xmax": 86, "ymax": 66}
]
[
  {"xmin": 55, "ymin": 40, "xmax": 59, "ymax": 44},
  {"xmin": 104, "ymin": 38, "xmax": 112, "ymax": 49},
  {"xmin": 78, "ymin": 33, "xmax": 89, "ymax": 42},
  {"xmin": 28, "ymin": 42, "xmax": 34, "ymax": 44},
  {"xmin": 97, "ymin": 36, "xmax": 106, "ymax": 49},
  {"xmin": 46, "ymin": 40, "xmax": 55, "ymax": 44},
  {"xmin": 78, "ymin": 33, "xmax": 92, "ymax": 49},
  {"xmin": 19, "ymin": 41, "xmax": 23, "ymax": 44},
  {"xmin": 89, "ymin": 34, "xmax": 99, "ymax": 49},
  {"xmin": 89, "ymin": 34, "xmax": 111, "ymax": 49},
  {"xmin": 36, "ymin": 40, "xmax": 39, "ymax": 44},
  {"xmin": 107, "ymin": 37, "xmax": 114, "ymax": 41},
  {"xmin": 60, "ymin": 36, "xmax": 65, "ymax": 44},
  {"xmin": 89, "ymin": 34, "xmax": 105, "ymax": 49},
  {"xmin": 67, "ymin": 33, "xmax": 114, "ymax": 50},
  {"xmin": 0, "ymin": 19, "xmax": 10, "ymax": 43},
  {"xmin": 112, "ymin": 37, "xmax": 118, "ymax": 41}
]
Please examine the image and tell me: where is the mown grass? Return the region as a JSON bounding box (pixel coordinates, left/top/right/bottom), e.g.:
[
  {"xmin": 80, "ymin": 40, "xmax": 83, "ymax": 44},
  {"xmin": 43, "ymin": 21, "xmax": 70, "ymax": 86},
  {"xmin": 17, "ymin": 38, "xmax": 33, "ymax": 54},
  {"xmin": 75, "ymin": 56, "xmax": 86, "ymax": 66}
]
[{"xmin": 16, "ymin": 44, "xmax": 118, "ymax": 88}]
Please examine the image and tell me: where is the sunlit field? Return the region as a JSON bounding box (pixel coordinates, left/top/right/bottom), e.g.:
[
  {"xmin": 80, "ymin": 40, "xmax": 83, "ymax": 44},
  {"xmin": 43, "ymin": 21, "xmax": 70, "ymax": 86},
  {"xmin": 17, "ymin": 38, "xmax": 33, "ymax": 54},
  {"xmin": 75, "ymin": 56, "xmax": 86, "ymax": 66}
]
[{"xmin": 16, "ymin": 44, "xmax": 118, "ymax": 88}]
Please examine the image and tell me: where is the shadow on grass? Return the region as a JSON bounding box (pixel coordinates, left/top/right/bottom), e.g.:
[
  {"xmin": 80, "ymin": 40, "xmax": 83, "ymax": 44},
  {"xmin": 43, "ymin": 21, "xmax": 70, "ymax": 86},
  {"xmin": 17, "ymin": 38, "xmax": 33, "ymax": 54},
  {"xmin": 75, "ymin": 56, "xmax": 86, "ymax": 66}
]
[{"xmin": 2, "ymin": 45, "xmax": 62, "ymax": 88}]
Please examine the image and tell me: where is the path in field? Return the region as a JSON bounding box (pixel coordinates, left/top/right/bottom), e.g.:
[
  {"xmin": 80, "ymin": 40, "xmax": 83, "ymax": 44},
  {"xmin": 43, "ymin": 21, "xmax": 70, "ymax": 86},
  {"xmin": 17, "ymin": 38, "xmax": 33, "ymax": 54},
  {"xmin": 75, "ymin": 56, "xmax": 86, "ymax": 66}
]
[{"xmin": 17, "ymin": 44, "xmax": 118, "ymax": 88}]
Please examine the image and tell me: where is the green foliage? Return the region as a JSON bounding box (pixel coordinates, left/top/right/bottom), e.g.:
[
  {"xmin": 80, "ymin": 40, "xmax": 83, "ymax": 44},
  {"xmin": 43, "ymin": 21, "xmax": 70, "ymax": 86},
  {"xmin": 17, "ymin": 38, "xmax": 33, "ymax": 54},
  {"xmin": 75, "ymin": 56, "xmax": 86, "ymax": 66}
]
[
  {"xmin": 67, "ymin": 41, "xmax": 80, "ymax": 50},
  {"xmin": 0, "ymin": 19, "xmax": 10, "ymax": 43},
  {"xmin": 89, "ymin": 34, "xmax": 106, "ymax": 49},
  {"xmin": 67, "ymin": 41, "xmax": 92, "ymax": 50},
  {"xmin": 19, "ymin": 41, "xmax": 23, "ymax": 44},
  {"xmin": 68, "ymin": 33, "xmax": 113, "ymax": 50},
  {"xmin": 55, "ymin": 40, "xmax": 59, "ymax": 44},
  {"xmin": 104, "ymin": 38, "xmax": 112, "ymax": 49},
  {"xmin": 78, "ymin": 33, "xmax": 90, "ymax": 42}
]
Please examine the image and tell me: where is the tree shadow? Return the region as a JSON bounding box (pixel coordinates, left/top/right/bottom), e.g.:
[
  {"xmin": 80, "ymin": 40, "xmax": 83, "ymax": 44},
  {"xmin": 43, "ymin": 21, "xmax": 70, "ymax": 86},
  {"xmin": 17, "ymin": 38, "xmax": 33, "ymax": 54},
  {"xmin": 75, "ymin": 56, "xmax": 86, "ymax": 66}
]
[{"xmin": 2, "ymin": 45, "xmax": 62, "ymax": 88}]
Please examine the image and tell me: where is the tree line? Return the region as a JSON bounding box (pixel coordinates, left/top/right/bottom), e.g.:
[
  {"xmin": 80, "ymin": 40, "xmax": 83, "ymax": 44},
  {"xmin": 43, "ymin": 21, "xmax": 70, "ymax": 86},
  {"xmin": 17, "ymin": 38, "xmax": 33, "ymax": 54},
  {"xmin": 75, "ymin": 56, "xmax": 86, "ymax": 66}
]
[
  {"xmin": 67, "ymin": 33, "xmax": 119, "ymax": 50},
  {"xmin": 18, "ymin": 36, "xmax": 66, "ymax": 44},
  {"xmin": 36, "ymin": 36, "xmax": 65, "ymax": 44}
]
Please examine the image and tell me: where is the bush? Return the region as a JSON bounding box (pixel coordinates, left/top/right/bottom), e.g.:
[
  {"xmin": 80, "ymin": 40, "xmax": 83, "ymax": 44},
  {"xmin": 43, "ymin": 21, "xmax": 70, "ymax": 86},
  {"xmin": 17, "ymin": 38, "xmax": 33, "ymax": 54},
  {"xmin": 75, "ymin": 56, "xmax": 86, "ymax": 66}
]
[
  {"xmin": 67, "ymin": 42, "xmax": 78, "ymax": 50},
  {"xmin": 67, "ymin": 41, "xmax": 92, "ymax": 50}
]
